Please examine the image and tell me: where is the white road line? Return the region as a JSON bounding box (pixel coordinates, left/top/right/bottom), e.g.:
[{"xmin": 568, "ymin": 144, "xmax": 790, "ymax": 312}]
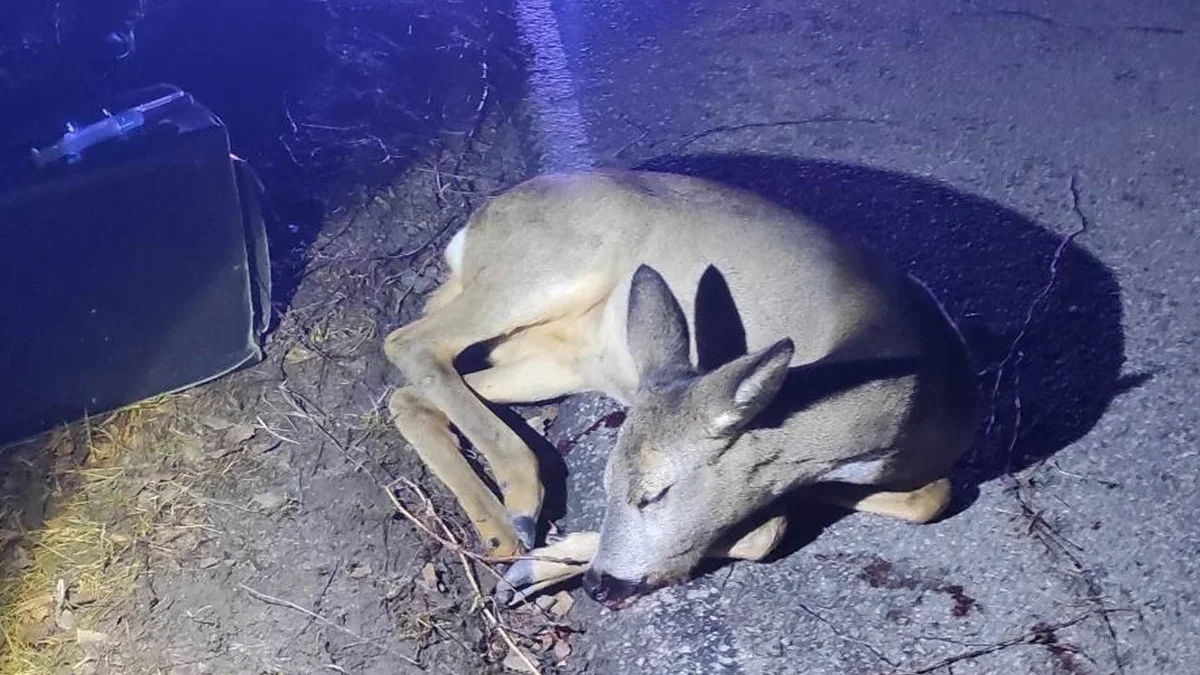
[{"xmin": 513, "ymin": 0, "xmax": 594, "ymax": 171}]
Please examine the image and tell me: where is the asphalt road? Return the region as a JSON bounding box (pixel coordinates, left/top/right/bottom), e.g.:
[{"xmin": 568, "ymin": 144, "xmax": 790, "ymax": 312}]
[{"xmin": 511, "ymin": 1, "xmax": 1200, "ymax": 673}]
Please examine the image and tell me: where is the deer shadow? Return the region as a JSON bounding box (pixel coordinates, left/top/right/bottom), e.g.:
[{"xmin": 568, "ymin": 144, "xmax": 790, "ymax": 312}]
[{"xmin": 631, "ymin": 152, "xmax": 1146, "ymax": 563}]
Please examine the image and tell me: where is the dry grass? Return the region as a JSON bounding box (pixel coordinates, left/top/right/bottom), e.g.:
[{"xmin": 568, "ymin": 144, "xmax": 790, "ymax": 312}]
[{"xmin": 0, "ymin": 397, "xmax": 207, "ymax": 674}]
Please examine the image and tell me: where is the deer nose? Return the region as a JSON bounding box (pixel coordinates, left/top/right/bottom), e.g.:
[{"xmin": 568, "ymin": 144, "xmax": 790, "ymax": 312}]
[{"xmin": 582, "ymin": 568, "xmax": 640, "ymax": 606}]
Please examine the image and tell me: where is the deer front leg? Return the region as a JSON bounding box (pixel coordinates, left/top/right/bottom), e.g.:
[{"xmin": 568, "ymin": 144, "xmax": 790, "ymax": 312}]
[
  {"xmin": 384, "ymin": 273, "xmax": 611, "ymax": 552},
  {"xmin": 497, "ymin": 516, "xmax": 788, "ymax": 606},
  {"xmin": 497, "ymin": 531, "xmax": 599, "ymax": 606},
  {"xmin": 386, "ymin": 337, "xmax": 544, "ymax": 550},
  {"xmin": 709, "ymin": 515, "xmax": 788, "ymax": 561},
  {"xmin": 388, "ymin": 388, "xmax": 521, "ymax": 555}
]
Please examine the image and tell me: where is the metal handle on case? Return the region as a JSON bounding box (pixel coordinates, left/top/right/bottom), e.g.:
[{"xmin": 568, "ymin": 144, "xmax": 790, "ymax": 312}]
[{"xmin": 30, "ymin": 90, "xmax": 189, "ymax": 168}]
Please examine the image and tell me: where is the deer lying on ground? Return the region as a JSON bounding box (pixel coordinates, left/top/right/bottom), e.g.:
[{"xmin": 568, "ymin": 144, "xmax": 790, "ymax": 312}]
[{"xmin": 383, "ymin": 169, "xmax": 980, "ymax": 608}]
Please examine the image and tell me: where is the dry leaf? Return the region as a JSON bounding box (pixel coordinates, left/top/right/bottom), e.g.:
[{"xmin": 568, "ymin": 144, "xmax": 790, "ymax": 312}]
[
  {"xmin": 285, "ymin": 345, "xmax": 315, "ymax": 364},
  {"xmin": 19, "ymin": 611, "xmax": 55, "ymax": 644},
  {"xmin": 420, "ymin": 562, "xmax": 443, "ymax": 592},
  {"xmin": 26, "ymin": 594, "xmax": 55, "ymax": 621},
  {"xmin": 197, "ymin": 556, "xmax": 221, "ymax": 569},
  {"xmin": 533, "ymin": 629, "xmax": 555, "ymax": 652},
  {"xmin": 198, "ymin": 416, "xmax": 233, "ymax": 431},
  {"xmin": 75, "ymin": 628, "xmax": 110, "ymax": 646},
  {"xmin": 553, "ymin": 638, "xmax": 572, "ymax": 664},
  {"xmin": 249, "ymin": 491, "xmax": 288, "ymax": 512},
  {"xmin": 549, "ymin": 590, "xmax": 574, "ymax": 618},
  {"xmin": 55, "ymin": 607, "xmax": 77, "ymax": 631},
  {"xmin": 71, "ymin": 586, "xmax": 102, "ymax": 607},
  {"xmin": 178, "ymin": 437, "xmax": 206, "ymax": 464},
  {"xmin": 224, "ymin": 423, "xmax": 258, "ymax": 447}
]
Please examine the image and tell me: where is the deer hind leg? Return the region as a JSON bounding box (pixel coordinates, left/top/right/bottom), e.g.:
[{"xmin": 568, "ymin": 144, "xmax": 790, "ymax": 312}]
[
  {"xmin": 384, "ymin": 274, "xmax": 610, "ymax": 555},
  {"xmin": 805, "ymin": 477, "xmax": 953, "ymax": 524},
  {"xmin": 464, "ymin": 316, "xmax": 599, "ymax": 404},
  {"xmin": 710, "ymin": 515, "xmax": 789, "ymax": 562}
]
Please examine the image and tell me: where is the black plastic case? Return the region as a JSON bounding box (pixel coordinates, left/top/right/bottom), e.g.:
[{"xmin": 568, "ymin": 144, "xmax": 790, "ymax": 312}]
[{"xmin": 0, "ymin": 83, "xmax": 271, "ymax": 446}]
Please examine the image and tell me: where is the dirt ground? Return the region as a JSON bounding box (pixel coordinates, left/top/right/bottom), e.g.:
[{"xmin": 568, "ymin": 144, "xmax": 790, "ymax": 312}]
[
  {"xmin": 1, "ymin": 1, "xmax": 596, "ymax": 673},
  {"xmin": 0, "ymin": 101, "xmax": 583, "ymax": 675}
]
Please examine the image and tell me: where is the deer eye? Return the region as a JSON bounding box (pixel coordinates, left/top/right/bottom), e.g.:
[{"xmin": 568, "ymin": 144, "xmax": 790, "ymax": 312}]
[{"xmin": 636, "ymin": 485, "xmax": 672, "ymax": 510}]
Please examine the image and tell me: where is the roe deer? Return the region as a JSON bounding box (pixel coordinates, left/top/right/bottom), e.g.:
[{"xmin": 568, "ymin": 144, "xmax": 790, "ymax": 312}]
[{"xmin": 383, "ymin": 169, "xmax": 980, "ymax": 608}]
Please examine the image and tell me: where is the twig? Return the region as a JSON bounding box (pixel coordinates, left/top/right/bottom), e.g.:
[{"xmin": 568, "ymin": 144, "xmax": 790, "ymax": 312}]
[
  {"xmin": 470, "ymin": 60, "xmax": 491, "ymax": 139},
  {"xmin": 611, "ymin": 129, "xmax": 650, "ymax": 160},
  {"xmin": 383, "ymin": 474, "xmax": 589, "ymax": 637},
  {"xmin": 355, "ymin": 133, "xmax": 395, "ymax": 165},
  {"xmin": 950, "ymin": 9, "xmax": 1185, "ymax": 35},
  {"xmin": 1004, "ymin": 459, "xmax": 1128, "ymax": 673},
  {"xmin": 950, "ymin": 9, "xmax": 1057, "ymax": 27},
  {"xmin": 282, "ymin": 94, "xmax": 299, "ymax": 135},
  {"xmin": 418, "ymin": 615, "xmax": 477, "ymax": 656},
  {"xmin": 255, "ymin": 415, "xmax": 301, "ymax": 445},
  {"xmin": 382, "ymin": 215, "xmax": 462, "ymax": 262},
  {"xmin": 391, "ymin": 477, "xmax": 543, "ymax": 675},
  {"xmin": 277, "ymin": 559, "xmax": 342, "ymax": 656},
  {"xmin": 299, "ymin": 122, "xmax": 361, "ymax": 132},
  {"xmin": 658, "ymin": 115, "xmax": 893, "ymax": 157},
  {"xmin": 237, "ymin": 583, "xmax": 420, "ymax": 667},
  {"xmin": 1048, "ymin": 460, "xmax": 1122, "ymax": 490},
  {"xmin": 277, "ymin": 383, "xmax": 389, "ymax": 484},
  {"xmin": 986, "ymin": 175, "xmax": 1125, "ymax": 673},
  {"xmin": 1120, "ymin": 25, "xmax": 1185, "ymax": 35},
  {"xmin": 382, "ymin": 480, "xmax": 586, "ymax": 567},
  {"xmin": 279, "ymin": 134, "xmax": 301, "ymax": 168},
  {"xmin": 984, "ymin": 173, "xmax": 1090, "ymax": 456},
  {"xmin": 893, "ymin": 610, "xmax": 1123, "ymax": 674},
  {"xmin": 412, "ymin": 167, "xmax": 481, "ymax": 182}
]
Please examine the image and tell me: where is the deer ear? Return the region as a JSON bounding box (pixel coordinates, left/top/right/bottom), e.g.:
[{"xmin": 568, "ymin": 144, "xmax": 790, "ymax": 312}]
[
  {"xmin": 627, "ymin": 265, "xmax": 694, "ymax": 388},
  {"xmin": 698, "ymin": 338, "xmax": 794, "ymax": 437}
]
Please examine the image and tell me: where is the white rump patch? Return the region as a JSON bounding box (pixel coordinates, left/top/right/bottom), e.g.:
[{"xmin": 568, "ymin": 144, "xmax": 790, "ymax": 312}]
[{"xmin": 444, "ymin": 226, "xmax": 468, "ymax": 275}]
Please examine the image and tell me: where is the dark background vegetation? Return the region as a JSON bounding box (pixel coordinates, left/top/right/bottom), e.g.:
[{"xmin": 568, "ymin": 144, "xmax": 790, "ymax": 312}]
[{"xmin": 1, "ymin": 0, "xmax": 527, "ymax": 314}]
